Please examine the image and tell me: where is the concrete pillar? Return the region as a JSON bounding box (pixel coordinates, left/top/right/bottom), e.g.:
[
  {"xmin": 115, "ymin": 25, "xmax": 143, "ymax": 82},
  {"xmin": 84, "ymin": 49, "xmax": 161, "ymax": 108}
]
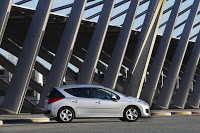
[
  {"xmin": 124, "ymin": 0, "xmax": 166, "ymax": 98},
  {"xmin": 0, "ymin": 53, "xmax": 43, "ymax": 94},
  {"xmin": 0, "ymin": 78, "xmax": 36, "ymax": 112},
  {"xmin": 77, "ymin": 0, "xmax": 116, "ymax": 84},
  {"xmin": 187, "ymin": 69, "xmax": 200, "ymax": 108},
  {"xmin": 38, "ymin": 0, "xmax": 87, "ymax": 108},
  {"xmin": 1, "ymin": 0, "xmax": 54, "ymax": 114},
  {"xmin": 172, "ymin": 31, "xmax": 200, "ymax": 109},
  {"xmin": 140, "ymin": 0, "xmax": 182, "ymax": 105},
  {"xmin": 102, "ymin": 0, "xmax": 140, "ymax": 90},
  {"xmin": 35, "ymin": 71, "xmax": 43, "ymax": 104},
  {"xmin": 156, "ymin": 0, "xmax": 200, "ymax": 109},
  {"xmin": 0, "ymin": 0, "xmax": 13, "ymax": 45}
]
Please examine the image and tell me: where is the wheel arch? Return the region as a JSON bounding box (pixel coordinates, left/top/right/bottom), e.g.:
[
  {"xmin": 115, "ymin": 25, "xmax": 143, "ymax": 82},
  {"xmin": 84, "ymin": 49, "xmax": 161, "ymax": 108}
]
[
  {"xmin": 57, "ymin": 106, "xmax": 76, "ymax": 118},
  {"xmin": 123, "ymin": 105, "xmax": 141, "ymax": 117}
]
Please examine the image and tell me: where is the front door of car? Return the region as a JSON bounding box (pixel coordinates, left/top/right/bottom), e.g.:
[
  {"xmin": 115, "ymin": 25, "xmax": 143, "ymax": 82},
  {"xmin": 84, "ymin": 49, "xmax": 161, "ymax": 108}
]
[
  {"xmin": 93, "ymin": 88, "xmax": 122, "ymax": 117},
  {"xmin": 68, "ymin": 88, "xmax": 95, "ymax": 117}
]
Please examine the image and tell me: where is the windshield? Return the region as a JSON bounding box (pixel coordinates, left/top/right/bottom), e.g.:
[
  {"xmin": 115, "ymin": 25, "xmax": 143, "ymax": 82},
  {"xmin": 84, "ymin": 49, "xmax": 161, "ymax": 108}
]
[{"xmin": 105, "ymin": 87, "xmax": 126, "ymax": 97}]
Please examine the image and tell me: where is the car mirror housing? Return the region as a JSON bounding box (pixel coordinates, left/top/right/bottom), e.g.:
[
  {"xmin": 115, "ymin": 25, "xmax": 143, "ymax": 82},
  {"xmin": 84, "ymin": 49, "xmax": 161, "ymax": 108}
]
[{"xmin": 111, "ymin": 95, "xmax": 117, "ymax": 101}]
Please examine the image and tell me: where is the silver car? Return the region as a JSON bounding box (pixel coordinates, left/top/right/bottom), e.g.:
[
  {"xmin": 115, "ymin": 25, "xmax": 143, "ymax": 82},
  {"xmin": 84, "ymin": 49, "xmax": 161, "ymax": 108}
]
[{"xmin": 44, "ymin": 84, "xmax": 150, "ymax": 123}]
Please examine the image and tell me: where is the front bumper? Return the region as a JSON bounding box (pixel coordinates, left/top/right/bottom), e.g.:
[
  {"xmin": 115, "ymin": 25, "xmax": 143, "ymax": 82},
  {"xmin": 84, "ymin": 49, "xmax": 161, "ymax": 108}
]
[{"xmin": 140, "ymin": 105, "xmax": 151, "ymax": 117}]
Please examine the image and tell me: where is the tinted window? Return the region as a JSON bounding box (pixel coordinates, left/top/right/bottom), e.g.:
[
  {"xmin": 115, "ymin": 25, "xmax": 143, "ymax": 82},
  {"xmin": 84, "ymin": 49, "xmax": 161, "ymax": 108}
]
[
  {"xmin": 93, "ymin": 88, "xmax": 120, "ymax": 100},
  {"xmin": 65, "ymin": 88, "xmax": 93, "ymax": 98},
  {"xmin": 65, "ymin": 89, "xmax": 72, "ymax": 95},
  {"xmin": 48, "ymin": 88, "xmax": 65, "ymax": 98}
]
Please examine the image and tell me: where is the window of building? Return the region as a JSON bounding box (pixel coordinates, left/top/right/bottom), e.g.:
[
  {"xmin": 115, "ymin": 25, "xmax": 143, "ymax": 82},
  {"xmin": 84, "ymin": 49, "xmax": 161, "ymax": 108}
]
[
  {"xmin": 0, "ymin": 70, "xmax": 5, "ymax": 75},
  {"xmin": 0, "ymin": 90, "xmax": 5, "ymax": 96}
]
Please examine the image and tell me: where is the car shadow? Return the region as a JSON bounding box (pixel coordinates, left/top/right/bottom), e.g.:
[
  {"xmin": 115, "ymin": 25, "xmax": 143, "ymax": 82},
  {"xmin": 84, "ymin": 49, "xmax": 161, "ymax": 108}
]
[{"xmin": 44, "ymin": 118, "xmax": 149, "ymax": 124}]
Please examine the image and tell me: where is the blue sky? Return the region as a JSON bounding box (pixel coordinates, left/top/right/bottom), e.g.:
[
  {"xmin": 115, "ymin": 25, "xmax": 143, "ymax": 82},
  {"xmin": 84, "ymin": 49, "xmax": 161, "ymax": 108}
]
[
  {"xmin": 0, "ymin": 0, "xmax": 199, "ymax": 70},
  {"xmin": 12, "ymin": 0, "xmax": 199, "ymax": 38}
]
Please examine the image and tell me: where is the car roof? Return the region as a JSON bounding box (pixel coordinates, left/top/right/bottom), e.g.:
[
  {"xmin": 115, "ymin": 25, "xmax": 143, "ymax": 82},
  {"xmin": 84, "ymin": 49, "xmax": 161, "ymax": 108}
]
[
  {"xmin": 55, "ymin": 84, "xmax": 105, "ymax": 90},
  {"xmin": 55, "ymin": 84, "xmax": 126, "ymax": 97}
]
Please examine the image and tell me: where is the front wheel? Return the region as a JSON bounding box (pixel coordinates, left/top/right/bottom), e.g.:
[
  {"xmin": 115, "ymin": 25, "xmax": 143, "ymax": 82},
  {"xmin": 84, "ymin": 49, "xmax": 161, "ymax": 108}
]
[
  {"xmin": 123, "ymin": 106, "xmax": 140, "ymax": 122},
  {"xmin": 56, "ymin": 107, "xmax": 74, "ymax": 123}
]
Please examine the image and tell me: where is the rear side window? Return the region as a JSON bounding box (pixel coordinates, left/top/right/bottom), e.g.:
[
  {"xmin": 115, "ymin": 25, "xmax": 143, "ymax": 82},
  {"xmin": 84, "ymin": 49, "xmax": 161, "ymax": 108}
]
[
  {"xmin": 48, "ymin": 88, "xmax": 65, "ymax": 98},
  {"xmin": 65, "ymin": 88, "xmax": 93, "ymax": 98}
]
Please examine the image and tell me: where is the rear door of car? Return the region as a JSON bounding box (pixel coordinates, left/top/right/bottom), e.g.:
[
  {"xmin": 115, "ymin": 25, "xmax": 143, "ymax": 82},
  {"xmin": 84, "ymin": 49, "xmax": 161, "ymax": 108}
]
[{"xmin": 65, "ymin": 88, "xmax": 95, "ymax": 117}]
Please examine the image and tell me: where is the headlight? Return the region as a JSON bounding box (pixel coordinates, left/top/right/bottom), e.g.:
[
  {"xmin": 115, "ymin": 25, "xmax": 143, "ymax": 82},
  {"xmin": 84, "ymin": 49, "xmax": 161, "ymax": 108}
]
[{"xmin": 135, "ymin": 99, "xmax": 149, "ymax": 106}]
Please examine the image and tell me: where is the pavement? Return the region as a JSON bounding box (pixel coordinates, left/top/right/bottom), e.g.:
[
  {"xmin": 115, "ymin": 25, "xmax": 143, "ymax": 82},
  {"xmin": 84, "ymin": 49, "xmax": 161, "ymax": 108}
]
[
  {"xmin": 2, "ymin": 115, "xmax": 200, "ymax": 133},
  {"xmin": 0, "ymin": 109, "xmax": 200, "ymax": 125},
  {"xmin": 151, "ymin": 109, "xmax": 200, "ymax": 116},
  {"xmin": 0, "ymin": 114, "xmax": 50, "ymax": 125}
]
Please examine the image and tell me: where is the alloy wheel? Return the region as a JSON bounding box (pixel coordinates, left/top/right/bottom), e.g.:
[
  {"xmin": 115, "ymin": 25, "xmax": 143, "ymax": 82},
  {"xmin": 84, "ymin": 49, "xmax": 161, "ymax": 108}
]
[{"xmin": 126, "ymin": 108, "xmax": 138, "ymax": 121}]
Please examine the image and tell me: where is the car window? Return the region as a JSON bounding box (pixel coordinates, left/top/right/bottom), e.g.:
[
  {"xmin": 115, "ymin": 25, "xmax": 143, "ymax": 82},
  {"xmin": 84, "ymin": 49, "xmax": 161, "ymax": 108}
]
[
  {"xmin": 93, "ymin": 88, "xmax": 120, "ymax": 100},
  {"xmin": 48, "ymin": 88, "xmax": 65, "ymax": 98},
  {"xmin": 65, "ymin": 88, "xmax": 94, "ymax": 98}
]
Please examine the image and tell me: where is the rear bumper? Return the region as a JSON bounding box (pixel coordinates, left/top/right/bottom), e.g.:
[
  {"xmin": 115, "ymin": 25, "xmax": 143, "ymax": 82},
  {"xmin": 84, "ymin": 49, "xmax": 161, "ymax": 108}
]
[{"xmin": 44, "ymin": 110, "xmax": 51, "ymax": 117}]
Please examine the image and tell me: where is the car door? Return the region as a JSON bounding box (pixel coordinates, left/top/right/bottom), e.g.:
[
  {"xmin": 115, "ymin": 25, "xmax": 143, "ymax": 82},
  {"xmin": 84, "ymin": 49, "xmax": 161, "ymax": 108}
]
[
  {"xmin": 66, "ymin": 88, "xmax": 95, "ymax": 117},
  {"xmin": 93, "ymin": 88, "xmax": 122, "ymax": 117}
]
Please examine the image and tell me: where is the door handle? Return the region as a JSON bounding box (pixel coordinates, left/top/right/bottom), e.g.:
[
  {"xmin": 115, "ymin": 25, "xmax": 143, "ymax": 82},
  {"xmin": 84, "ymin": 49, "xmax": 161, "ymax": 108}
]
[
  {"xmin": 72, "ymin": 100, "xmax": 78, "ymax": 103},
  {"xmin": 96, "ymin": 101, "xmax": 101, "ymax": 104}
]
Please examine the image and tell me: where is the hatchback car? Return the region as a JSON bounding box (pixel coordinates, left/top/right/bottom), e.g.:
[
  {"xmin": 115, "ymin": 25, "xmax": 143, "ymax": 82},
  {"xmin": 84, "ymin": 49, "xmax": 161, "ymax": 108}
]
[{"xmin": 44, "ymin": 84, "xmax": 150, "ymax": 123}]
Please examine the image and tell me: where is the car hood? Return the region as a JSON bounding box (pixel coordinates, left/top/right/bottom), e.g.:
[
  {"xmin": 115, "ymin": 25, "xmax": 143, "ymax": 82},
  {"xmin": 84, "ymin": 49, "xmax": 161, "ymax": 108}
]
[
  {"xmin": 124, "ymin": 96, "xmax": 140, "ymax": 100},
  {"xmin": 123, "ymin": 96, "xmax": 149, "ymax": 106}
]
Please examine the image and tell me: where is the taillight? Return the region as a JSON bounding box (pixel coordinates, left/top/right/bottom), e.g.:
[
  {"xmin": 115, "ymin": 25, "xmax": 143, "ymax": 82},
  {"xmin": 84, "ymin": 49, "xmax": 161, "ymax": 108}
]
[{"xmin": 48, "ymin": 97, "xmax": 64, "ymax": 104}]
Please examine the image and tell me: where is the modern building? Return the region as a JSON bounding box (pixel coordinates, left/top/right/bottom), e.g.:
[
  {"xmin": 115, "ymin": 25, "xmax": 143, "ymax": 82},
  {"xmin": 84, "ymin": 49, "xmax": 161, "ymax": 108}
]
[{"xmin": 0, "ymin": 68, "xmax": 74, "ymax": 112}]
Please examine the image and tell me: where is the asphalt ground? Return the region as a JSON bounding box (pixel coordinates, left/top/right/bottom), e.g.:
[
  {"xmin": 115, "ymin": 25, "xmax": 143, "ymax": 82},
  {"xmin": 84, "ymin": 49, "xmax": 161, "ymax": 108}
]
[
  {"xmin": 0, "ymin": 109, "xmax": 200, "ymax": 124},
  {"xmin": 0, "ymin": 109, "xmax": 200, "ymax": 133},
  {"xmin": 1, "ymin": 115, "xmax": 200, "ymax": 133}
]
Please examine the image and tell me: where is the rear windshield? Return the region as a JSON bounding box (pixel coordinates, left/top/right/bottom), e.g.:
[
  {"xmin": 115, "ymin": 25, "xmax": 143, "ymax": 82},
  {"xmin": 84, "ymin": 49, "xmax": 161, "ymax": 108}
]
[{"xmin": 47, "ymin": 88, "xmax": 65, "ymax": 98}]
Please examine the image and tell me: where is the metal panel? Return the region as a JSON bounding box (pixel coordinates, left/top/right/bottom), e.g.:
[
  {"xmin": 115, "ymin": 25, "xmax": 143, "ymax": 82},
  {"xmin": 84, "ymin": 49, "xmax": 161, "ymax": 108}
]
[
  {"xmin": 102, "ymin": 0, "xmax": 140, "ymax": 89},
  {"xmin": 156, "ymin": 0, "xmax": 200, "ymax": 109},
  {"xmin": 173, "ymin": 31, "xmax": 200, "ymax": 109},
  {"xmin": 140, "ymin": 0, "xmax": 182, "ymax": 105},
  {"xmin": 124, "ymin": 0, "xmax": 166, "ymax": 98},
  {"xmin": 1, "ymin": 0, "xmax": 54, "ymax": 114},
  {"xmin": 38, "ymin": 0, "xmax": 87, "ymax": 108},
  {"xmin": 187, "ymin": 64, "xmax": 200, "ymax": 108},
  {"xmin": 77, "ymin": 0, "xmax": 116, "ymax": 84},
  {"xmin": 0, "ymin": 0, "xmax": 13, "ymax": 46}
]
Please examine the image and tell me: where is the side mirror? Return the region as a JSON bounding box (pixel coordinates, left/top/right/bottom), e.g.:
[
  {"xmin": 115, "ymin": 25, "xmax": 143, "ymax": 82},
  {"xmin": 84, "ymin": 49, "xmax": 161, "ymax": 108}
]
[{"xmin": 111, "ymin": 95, "xmax": 117, "ymax": 101}]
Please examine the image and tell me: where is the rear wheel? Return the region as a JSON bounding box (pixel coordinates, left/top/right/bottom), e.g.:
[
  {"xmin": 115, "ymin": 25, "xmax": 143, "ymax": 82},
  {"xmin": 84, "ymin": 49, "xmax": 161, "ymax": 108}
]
[
  {"xmin": 123, "ymin": 106, "xmax": 140, "ymax": 122},
  {"xmin": 56, "ymin": 107, "xmax": 74, "ymax": 123}
]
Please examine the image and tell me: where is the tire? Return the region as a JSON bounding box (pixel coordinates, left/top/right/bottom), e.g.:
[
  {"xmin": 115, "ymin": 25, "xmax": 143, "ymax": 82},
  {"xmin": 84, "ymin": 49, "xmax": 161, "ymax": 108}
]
[
  {"xmin": 56, "ymin": 107, "xmax": 74, "ymax": 123},
  {"xmin": 123, "ymin": 106, "xmax": 140, "ymax": 122}
]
